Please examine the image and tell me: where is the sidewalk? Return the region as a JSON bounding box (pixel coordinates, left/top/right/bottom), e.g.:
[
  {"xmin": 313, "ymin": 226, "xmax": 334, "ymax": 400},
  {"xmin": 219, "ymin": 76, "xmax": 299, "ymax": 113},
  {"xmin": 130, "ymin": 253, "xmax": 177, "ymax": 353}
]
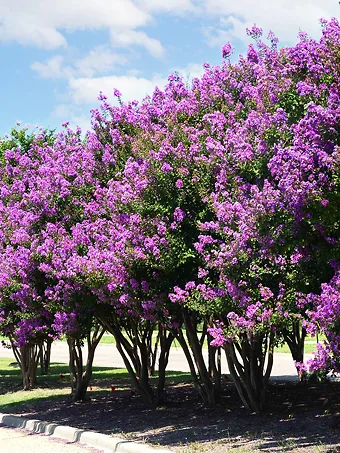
[
  {"xmin": 0, "ymin": 413, "xmax": 172, "ymax": 453},
  {"xmin": 0, "ymin": 425, "xmax": 101, "ymax": 453},
  {"xmin": 0, "ymin": 341, "xmax": 307, "ymax": 379}
]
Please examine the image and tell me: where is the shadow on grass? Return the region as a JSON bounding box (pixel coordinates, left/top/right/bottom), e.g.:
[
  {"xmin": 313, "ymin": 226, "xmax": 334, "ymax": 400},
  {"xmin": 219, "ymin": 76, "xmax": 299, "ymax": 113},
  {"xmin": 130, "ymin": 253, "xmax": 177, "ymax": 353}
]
[
  {"xmin": 0, "ymin": 357, "xmax": 192, "ymax": 415},
  {"xmin": 0, "ymin": 359, "xmax": 134, "ymax": 397},
  {"xmin": 2, "ymin": 356, "xmax": 338, "ymax": 452}
]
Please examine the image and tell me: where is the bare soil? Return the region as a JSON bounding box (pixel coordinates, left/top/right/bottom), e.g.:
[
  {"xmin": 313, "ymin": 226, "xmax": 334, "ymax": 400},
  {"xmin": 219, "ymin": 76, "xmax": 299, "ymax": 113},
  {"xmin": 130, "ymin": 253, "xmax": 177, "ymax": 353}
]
[{"xmin": 4, "ymin": 377, "xmax": 340, "ymax": 453}]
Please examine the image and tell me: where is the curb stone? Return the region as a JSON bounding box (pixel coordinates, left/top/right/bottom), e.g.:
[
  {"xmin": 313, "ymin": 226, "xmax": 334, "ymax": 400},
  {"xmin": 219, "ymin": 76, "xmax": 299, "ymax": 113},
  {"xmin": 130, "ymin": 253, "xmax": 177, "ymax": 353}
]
[{"xmin": 0, "ymin": 413, "xmax": 172, "ymax": 453}]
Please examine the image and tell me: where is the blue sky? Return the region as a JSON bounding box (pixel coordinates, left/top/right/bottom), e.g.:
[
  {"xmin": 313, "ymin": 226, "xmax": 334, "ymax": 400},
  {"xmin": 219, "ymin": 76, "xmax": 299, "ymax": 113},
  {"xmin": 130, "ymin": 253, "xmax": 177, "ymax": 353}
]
[{"xmin": 0, "ymin": 0, "xmax": 338, "ymax": 135}]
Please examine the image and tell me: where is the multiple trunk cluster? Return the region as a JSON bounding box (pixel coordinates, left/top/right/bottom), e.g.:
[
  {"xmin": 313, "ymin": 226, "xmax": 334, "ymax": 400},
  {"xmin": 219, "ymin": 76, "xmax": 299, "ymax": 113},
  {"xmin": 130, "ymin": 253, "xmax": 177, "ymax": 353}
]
[{"xmin": 6, "ymin": 316, "xmax": 306, "ymax": 413}]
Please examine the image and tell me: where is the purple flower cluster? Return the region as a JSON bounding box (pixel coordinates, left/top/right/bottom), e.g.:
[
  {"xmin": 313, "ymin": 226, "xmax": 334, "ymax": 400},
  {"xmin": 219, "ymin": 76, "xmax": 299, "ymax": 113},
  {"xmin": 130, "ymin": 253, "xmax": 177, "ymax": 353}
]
[{"xmin": 0, "ymin": 19, "xmax": 339, "ymax": 396}]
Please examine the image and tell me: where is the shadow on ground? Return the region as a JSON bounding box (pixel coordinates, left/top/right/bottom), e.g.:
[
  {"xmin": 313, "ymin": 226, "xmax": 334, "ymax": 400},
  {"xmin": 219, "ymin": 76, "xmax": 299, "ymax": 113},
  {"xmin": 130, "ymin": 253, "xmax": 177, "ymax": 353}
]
[{"xmin": 3, "ymin": 378, "xmax": 340, "ymax": 453}]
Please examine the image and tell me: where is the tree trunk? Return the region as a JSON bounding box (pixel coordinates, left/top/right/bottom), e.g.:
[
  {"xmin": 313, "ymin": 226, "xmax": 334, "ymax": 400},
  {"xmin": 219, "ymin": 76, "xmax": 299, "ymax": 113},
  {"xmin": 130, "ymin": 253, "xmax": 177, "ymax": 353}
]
[
  {"xmin": 99, "ymin": 314, "xmax": 173, "ymax": 407},
  {"xmin": 39, "ymin": 339, "xmax": 52, "ymax": 375},
  {"xmin": 283, "ymin": 320, "xmax": 306, "ymax": 380},
  {"xmin": 175, "ymin": 313, "xmax": 221, "ymax": 407},
  {"xmin": 67, "ymin": 326, "xmax": 105, "ymax": 402},
  {"xmin": 156, "ymin": 326, "xmax": 174, "ymax": 404},
  {"xmin": 224, "ymin": 332, "xmax": 274, "ymax": 413},
  {"xmin": 208, "ymin": 316, "xmax": 221, "ymax": 400},
  {"xmin": 68, "ymin": 337, "xmax": 78, "ymax": 394},
  {"xmin": 20, "ymin": 344, "xmax": 39, "ymax": 390}
]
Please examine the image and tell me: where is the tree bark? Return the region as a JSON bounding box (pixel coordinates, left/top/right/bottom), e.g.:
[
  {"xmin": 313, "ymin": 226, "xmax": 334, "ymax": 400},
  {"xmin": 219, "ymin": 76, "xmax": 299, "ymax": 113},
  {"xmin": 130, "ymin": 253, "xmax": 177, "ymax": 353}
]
[
  {"xmin": 20, "ymin": 344, "xmax": 39, "ymax": 390},
  {"xmin": 99, "ymin": 314, "xmax": 174, "ymax": 407},
  {"xmin": 283, "ymin": 320, "xmax": 306, "ymax": 380},
  {"xmin": 39, "ymin": 339, "xmax": 52, "ymax": 375},
  {"xmin": 67, "ymin": 326, "xmax": 105, "ymax": 402},
  {"xmin": 224, "ymin": 332, "xmax": 274, "ymax": 413},
  {"xmin": 175, "ymin": 313, "xmax": 221, "ymax": 406},
  {"xmin": 156, "ymin": 326, "xmax": 174, "ymax": 404}
]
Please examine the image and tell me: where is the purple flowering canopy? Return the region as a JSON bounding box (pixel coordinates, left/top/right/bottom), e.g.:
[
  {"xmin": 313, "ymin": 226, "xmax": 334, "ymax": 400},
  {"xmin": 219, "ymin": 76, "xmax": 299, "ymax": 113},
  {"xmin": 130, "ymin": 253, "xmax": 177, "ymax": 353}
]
[{"xmin": 1, "ymin": 18, "xmax": 340, "ymax": 408}]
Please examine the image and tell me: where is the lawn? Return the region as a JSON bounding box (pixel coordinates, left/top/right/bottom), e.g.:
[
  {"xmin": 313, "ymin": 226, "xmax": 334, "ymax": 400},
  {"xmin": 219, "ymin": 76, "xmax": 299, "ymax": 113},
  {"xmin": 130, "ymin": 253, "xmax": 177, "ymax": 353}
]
[
  {"xmin": 1, "ymin": 333, "xmax": 325, "ymax": 355},
  {"xmin": 0, "ymin": 358, "xmax": 191, "ymax": 410},
  {"xmin": 99, "ymin": 334, "xmax": 325, "ymax": 354}
]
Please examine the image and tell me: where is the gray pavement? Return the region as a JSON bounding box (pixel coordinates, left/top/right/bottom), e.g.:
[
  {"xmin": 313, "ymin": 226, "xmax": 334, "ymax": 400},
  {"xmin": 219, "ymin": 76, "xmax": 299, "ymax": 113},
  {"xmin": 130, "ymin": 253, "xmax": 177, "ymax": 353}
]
[
  {"xmin": 0, "ymin": 414, "xmax": 172, "ymax": 453},
  {"xmin": 0, "ymin": 425, "xmax": 102, "ymax": 453},
  {"xmin": 0, "ymin": 340, "xmax": 306, "ymax": 380}
]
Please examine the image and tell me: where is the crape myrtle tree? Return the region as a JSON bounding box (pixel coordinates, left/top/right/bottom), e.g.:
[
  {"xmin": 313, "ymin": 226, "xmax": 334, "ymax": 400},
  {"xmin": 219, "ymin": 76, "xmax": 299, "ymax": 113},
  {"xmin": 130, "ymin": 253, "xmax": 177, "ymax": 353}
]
[
  {"xmin": 41, "ymin": 97, "xmax": 201, "ymax": 406},
  {"xmin": 92, "ymin": 80, "xmax": 230, "ymax": 406},
  {"xmin": 165, "ymin": 32, "xmax": 293, "ymax": 411},
  {"xmin": 290, "ymin": 18, "xmax": 340, "ymax": 375},
  {"xmin": 0, "ymin": 126, "xmax": 56, "ymax": 377},
  {"xmin": 171, "ymin": 18, "xmax": 340, "ymax": 412},
  {"xmin": 0, "ymin": 246, "xmax": 56, "ymax": 389},
  {"xmin": 25, "ymin": 126, "xmax": 112, "ymax": 401},
  {"xmin": 27, "ymin": 102, "xmax": 172, "ymax": 406},
  {"xmin": 52, "ymin": 301, "xmax": 105, "ymax": 402},
  {"xmin": 85, "ymin": 101, "xmax": 179, "ymax": 406},
  {"xmin": 267, "ymin": 17, "xmax": 340, "ymax": 370},
  {"xmin": 0, "ymin": 125, "xmax": 107, "ymax": 394},
  {"xmin": 111, "ymin": 85, "xmax": 226, "ymax": 406},
  {"xmin": 262, "ymin": 17, "xmax": 340, "ymax": 377},
  {"xmin": 0, "ymin": 128, "xmax": 59, "ymax": 388}
]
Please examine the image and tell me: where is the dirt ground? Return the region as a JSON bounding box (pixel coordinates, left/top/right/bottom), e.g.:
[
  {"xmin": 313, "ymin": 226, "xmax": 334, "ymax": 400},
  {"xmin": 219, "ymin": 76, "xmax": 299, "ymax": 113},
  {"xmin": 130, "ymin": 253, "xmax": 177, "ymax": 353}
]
[{"xmin": 4, "ymin": 378, "xmax": 340, "ymax": 453}]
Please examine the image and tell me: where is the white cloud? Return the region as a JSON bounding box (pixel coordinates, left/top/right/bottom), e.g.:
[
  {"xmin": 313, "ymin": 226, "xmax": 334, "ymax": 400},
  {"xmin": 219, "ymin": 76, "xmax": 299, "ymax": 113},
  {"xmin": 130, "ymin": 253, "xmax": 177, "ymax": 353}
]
[
  {"xmin": 75, "ymin": 47, "xmax": 127, "ymax": 77},
  {"xmin": 31, "ymin": 47, "xmax": 127, "ymax": 79},
  {"xmin": 31, "ymin": 56, "xmax": 73, "ymax": 79},
  {"xmin": 52, "ymin": 104, "xmax": 72, "ymax": 119},
  {"xmin": 202, "ymin": 0, "xmax": 338, "ymax": 46},
  {"xmin": 1, "ymin": 0, "xmax": 336, "ymax": 52},
  {"xmin": 136, "ymin": 0, "xmax": 199, "ymax": 14},
  {"xmin": 52, "ymin": 104, "xmax": 92, "ymax": 133},
  {"xmin": 68, "ymin": 74, "xmax": 167, "ymax": 105},
  {"xmin": 0, "ymin": 0, "xmax": 150, "ymax": 49},
  {"xmin": 110, "ymin": 29, "xmax": 165, "ymax": 57},
  {"xmin": 175, "ymin": 62, "xmax": 205, "ymax": 83},
  {"xmin": 0, "ymin": 20, "xmax": 67, "ymax": 49}
]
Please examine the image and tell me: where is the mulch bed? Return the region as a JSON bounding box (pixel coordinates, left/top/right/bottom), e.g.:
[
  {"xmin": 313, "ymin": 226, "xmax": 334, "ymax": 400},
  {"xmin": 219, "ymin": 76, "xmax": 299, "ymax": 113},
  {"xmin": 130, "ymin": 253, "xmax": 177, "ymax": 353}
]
[{"xmin": 5, "ymin": 380, "xmax": 340, "ymax": 452}]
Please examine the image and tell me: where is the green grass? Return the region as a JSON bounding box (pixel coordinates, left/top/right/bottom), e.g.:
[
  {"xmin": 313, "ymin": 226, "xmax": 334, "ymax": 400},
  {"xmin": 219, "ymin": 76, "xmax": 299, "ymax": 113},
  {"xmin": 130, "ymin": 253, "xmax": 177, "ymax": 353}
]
[
  {"xmin": 0, "ymin": 358, "xmax": 129, "ymax": 409},
  {"xmin": 81, "ymin": 332, "xmax": 329, "ymax": 352},
  {"xmin": 97, "ymin": 334, "xmax": 116, "ymax": 344},
  {"xmin": 0, "ymin": 358, "xmax": 192, "ymax": 410},
  {"xmin": 275, "ymin": 334, "xmax": 326, "ymax": 355},
  {"xmin": 275, "ymin": 342, "xmax": 317, "ymax": 354},
  {"xmin": 2, "ymin": 332, "xmax": 327, "ymax": 353},
  {"xmin": 0, "ymin": 387, "xmax": 71, "ymax": 409}
]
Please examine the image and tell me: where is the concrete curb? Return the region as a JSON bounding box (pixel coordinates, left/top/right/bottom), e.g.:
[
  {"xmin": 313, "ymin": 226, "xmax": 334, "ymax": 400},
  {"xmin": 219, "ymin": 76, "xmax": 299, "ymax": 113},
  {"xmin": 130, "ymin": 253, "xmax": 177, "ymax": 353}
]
[{"xmin": 0, "ymin": 413, "xmax": 172, "ymax": 453}]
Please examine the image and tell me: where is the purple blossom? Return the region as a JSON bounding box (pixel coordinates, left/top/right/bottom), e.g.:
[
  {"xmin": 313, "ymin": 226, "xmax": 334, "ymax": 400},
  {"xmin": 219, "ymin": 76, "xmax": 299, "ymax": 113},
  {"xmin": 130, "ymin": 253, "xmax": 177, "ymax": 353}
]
[
  {"xmin": 173, "ymin": 207, "xmax": 186, "ymax": 222},
  {"xmin": 222, "ymin": 42, "xmax": 233, "ymax": 59},
  {"xmin": 175, "ymin": 179, "xmax": 184, "ymax": 189}
]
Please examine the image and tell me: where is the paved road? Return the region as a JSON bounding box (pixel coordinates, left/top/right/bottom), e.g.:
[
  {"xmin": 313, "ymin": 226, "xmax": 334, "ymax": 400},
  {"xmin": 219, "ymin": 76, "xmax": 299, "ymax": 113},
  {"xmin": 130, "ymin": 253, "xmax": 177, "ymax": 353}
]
[
  {"xmin": 0, "ymin": 341, "xmax": 306, "ymax": 379},
  {"xmin": 0, "ymin": 426, "xmax": 103, "ymax": 453}
]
